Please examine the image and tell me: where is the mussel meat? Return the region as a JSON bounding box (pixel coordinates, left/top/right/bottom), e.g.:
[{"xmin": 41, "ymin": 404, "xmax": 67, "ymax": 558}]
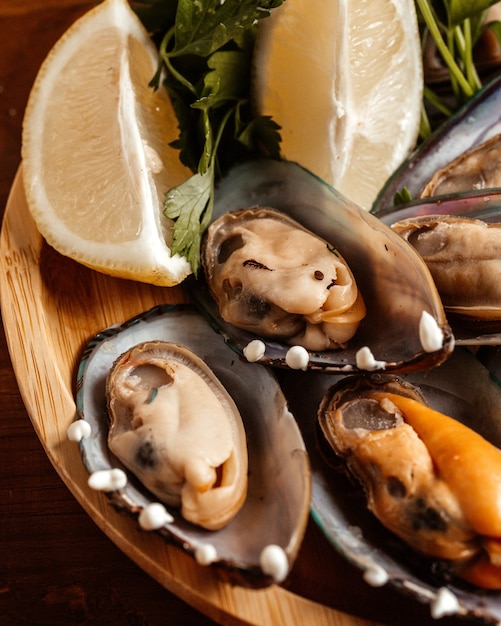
[
  {"xmin": 202, "ymin": 207, "xmax": 366, "ymax": 351},
  {"xmin": 106, "ymin": 340, "xmax": 248, "ymax": 531},
  {"xmin": 391, "ymin": 214, "xmax": 501, "ymax": 322},
  {"xmin": 419, "ymin": 134, "xmax": 501, "ymax": 198},
  {"xmin": 374, "ymin": 187, "xmax": 501, "ymax": 343},
  {"xmin": 318, "ymin": 374, "xmax": 501, "ymax": 589}
]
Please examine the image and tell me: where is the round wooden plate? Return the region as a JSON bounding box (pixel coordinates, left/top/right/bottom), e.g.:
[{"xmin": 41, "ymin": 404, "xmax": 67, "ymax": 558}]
[{"xmin": 0, "ymin": 168, "xmax": 463, "ymax": 626}]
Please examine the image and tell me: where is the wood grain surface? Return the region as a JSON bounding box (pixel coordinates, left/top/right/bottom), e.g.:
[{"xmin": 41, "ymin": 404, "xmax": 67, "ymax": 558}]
[{"xmin": 0, "ymin": 2, "xmax": 484, "ymax": 625}]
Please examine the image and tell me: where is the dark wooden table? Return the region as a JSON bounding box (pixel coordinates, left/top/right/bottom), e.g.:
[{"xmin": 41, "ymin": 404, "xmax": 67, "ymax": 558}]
[{"xmin": 0, "ymin": 3, "xmax": 489, "ymax": 626}]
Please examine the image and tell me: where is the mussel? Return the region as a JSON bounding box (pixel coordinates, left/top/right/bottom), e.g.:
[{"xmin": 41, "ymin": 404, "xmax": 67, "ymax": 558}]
[
  {"xmin": 391, "ymin": 214, "xmax": 501, "ymax": 323},
  {"xmin": 277, "ymin": 347, "xmax": 501, "ymax": 621},
  {"xmin": 374, "ymin": 188, "xmax": 501, "ymax": 344},
  {"xmin": 371, "ymin": 75, "xmax": 501, "ymax": 344},
  {"xmin": 368, "ymin": 76, "xmax": 501, "ymax": 348},
  {"xmin": 106, "ymin": 340, "xmax": 248, "ymax": 531},
  {"xmin": 189, "ymin": 158, "xmax": 454, "ymax": 373},
  {"xmin": 372, "ymin": 74, "xmax": 501, "ymax": 211},
  {"xmin": 74, "ymin": 304, "xmax": 311, "ymax": 587},
  {"xmin": 318, "ymin": 372, "xmax": 501, "ymax": 590},
  {"xmin": 201, "ymin": 206, "xmax": 367, "ymax": 351},
  {"xmin": 419, "ymin": 134, "xmax": 501, "ymax": 198}
]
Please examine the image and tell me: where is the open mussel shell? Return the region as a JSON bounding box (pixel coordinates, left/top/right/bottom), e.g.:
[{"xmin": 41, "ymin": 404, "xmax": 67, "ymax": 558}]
[
  {"xmin": 277, "ymin": 347, "xmax": 501, "ymax": 622},
  {"xmin": 375, "ymin": 189, "xmax": 501, "ymax": 225},
  {"xmin": 373, "ymin": 74, "xmax": 501, "ymax": 212},
  {"xmin": 74, "ymin": 304, "xmax": 311, "ymax": 588},
  {"xmin": 188, "ymin": 158, "xmax": 453, "ymax": 374},
  {"xmin": 375, "ymin": 192, "xmax": 501, "ymax": 345}
]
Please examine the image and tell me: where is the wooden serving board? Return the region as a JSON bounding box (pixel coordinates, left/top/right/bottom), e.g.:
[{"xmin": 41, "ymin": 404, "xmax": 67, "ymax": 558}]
[{"xmin": 0, "ymin": 168, "xmax": 455, "ymax": 626}]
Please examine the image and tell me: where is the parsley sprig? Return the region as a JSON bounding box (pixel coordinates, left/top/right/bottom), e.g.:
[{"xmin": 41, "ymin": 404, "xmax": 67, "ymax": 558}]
[{"xmin": 133, "ymin": 0, "xmax": 284, "ymax": 275}]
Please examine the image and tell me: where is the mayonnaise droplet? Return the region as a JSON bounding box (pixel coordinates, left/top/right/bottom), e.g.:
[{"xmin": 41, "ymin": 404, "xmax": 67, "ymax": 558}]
[
  {"xmin": 195, "ymin": 543, "xmax": 218, "ymax": 566},
  {"xmin": 138, "ymin": 502, "xmax": 174, "ymax": 531},
  {"xmin": 355, "ymin": 346, "xmax": 386, "ymax": 371},
  {"xmin": 243, "ymin": 339, "xmax": 266, "ymax": 362},
  {"xmin": 88, "ymin": 468, "xmax": 127, "ymax": 492},
  {"xmin": 67, "ymin": 419, "xmax": 91, "ymax": 442},
  {"xmin": 419, "ymin": 310, "xmax": 445, "ymax": 353},
  {"xmin": 363, "ymin": 564, "xmax": 389, "ymax": 587},
  {"xmin": 285, "ymin": 345, "xmax": 309, "ymax": 370},
  {"xmin": 260, "ymin": 544, "xmax": 289, "ymax": 583},
  {"xmin": 431, "ymin": 587, "xmax": 460, "ymax": 619}
]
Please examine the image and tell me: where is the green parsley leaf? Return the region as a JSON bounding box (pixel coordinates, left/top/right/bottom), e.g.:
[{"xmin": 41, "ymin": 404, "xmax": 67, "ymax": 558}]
[
  {"xmin": 393, "ymin": 187, "xmax": 413, "ymax": 205},
  {"xmin": 164, "ymin": 167, "xmax": 214, "ymax": 272},
  {"xmin": 134, "ymin": 0, "xmax": 285, "ymax": 276},
  {"xmin": 171, "ymin": 0, "xmax": 285, "ymax": 57}
]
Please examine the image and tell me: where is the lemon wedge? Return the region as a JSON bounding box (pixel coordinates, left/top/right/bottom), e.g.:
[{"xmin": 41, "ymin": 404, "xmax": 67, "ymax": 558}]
[
  {"xmin": 252, "ymin": 0, "xmax": 423, "ymax": 209},
  {"xmin": 22, "ymin": 0, "xmax": 192, "ymax": 286}
]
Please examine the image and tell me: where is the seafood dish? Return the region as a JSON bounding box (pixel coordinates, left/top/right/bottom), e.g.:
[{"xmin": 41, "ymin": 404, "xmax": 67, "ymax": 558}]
[
  {"xmin": 372, "ymin": 76, "xmax": 501, "ymax": 345},
  {"xmin": 73, "ymin": 304, "xmax": 311, "ymax": 588},
  {"xmin": 318, "ymin": 374, "xmax": 501, "ymax": 591},
  {"xmin": 278, "ymin": 347, "xmax": 501, "ymax": 622},
  {"xmin": 189, "ymin": 157, "xmax": 453, "ymax": 373},
  {"xmin": 72, "ymin": 78, "xmax": 501, "ymax": 615}
]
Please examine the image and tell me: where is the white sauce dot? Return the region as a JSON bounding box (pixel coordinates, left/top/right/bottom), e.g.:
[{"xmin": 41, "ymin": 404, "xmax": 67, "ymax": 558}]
[
  {"xmin": 355, "ymin": 346, "xmax": 386, "ymax": 371},
  {"xmin": 260, "ymin": 544, "xmax": 289, "ymax": 583},
  {"xmin": 243, "ymin": 339, "xmax": 266, "ymax": 362},
  {"xmin": 67, "ymin": 419, "xmax": 91, "ymax": 442},
  {"xmin": 419, "ymin": 310, "xmax": 445, "ymax": 353},
  {"xmin": 285, "ymin": 345, "xmax": 309, "ymax": 370},
  {"xmin": 430, "ymin": 587, "xmax": 460, "ymax": 619},
  {"xmin": 195, "ymin": 543, "xmax": 218, "ymax": 566},
  {"xmin": 363, "ymin": 564, "xmax": 389, "ymax": 587},
  {"xmin": 138, "ymin": 502, "xmax": 174, "ymax": 531},
  {"xmin": 88, "ymin": 468, "xmax": 127, "ymax": 492}
]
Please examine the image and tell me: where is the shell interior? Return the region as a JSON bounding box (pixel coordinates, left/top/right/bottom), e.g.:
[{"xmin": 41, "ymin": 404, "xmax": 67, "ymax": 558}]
[{"xmin": 75, "ymin": 304, "xmax": 311, "ymax": 588}]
